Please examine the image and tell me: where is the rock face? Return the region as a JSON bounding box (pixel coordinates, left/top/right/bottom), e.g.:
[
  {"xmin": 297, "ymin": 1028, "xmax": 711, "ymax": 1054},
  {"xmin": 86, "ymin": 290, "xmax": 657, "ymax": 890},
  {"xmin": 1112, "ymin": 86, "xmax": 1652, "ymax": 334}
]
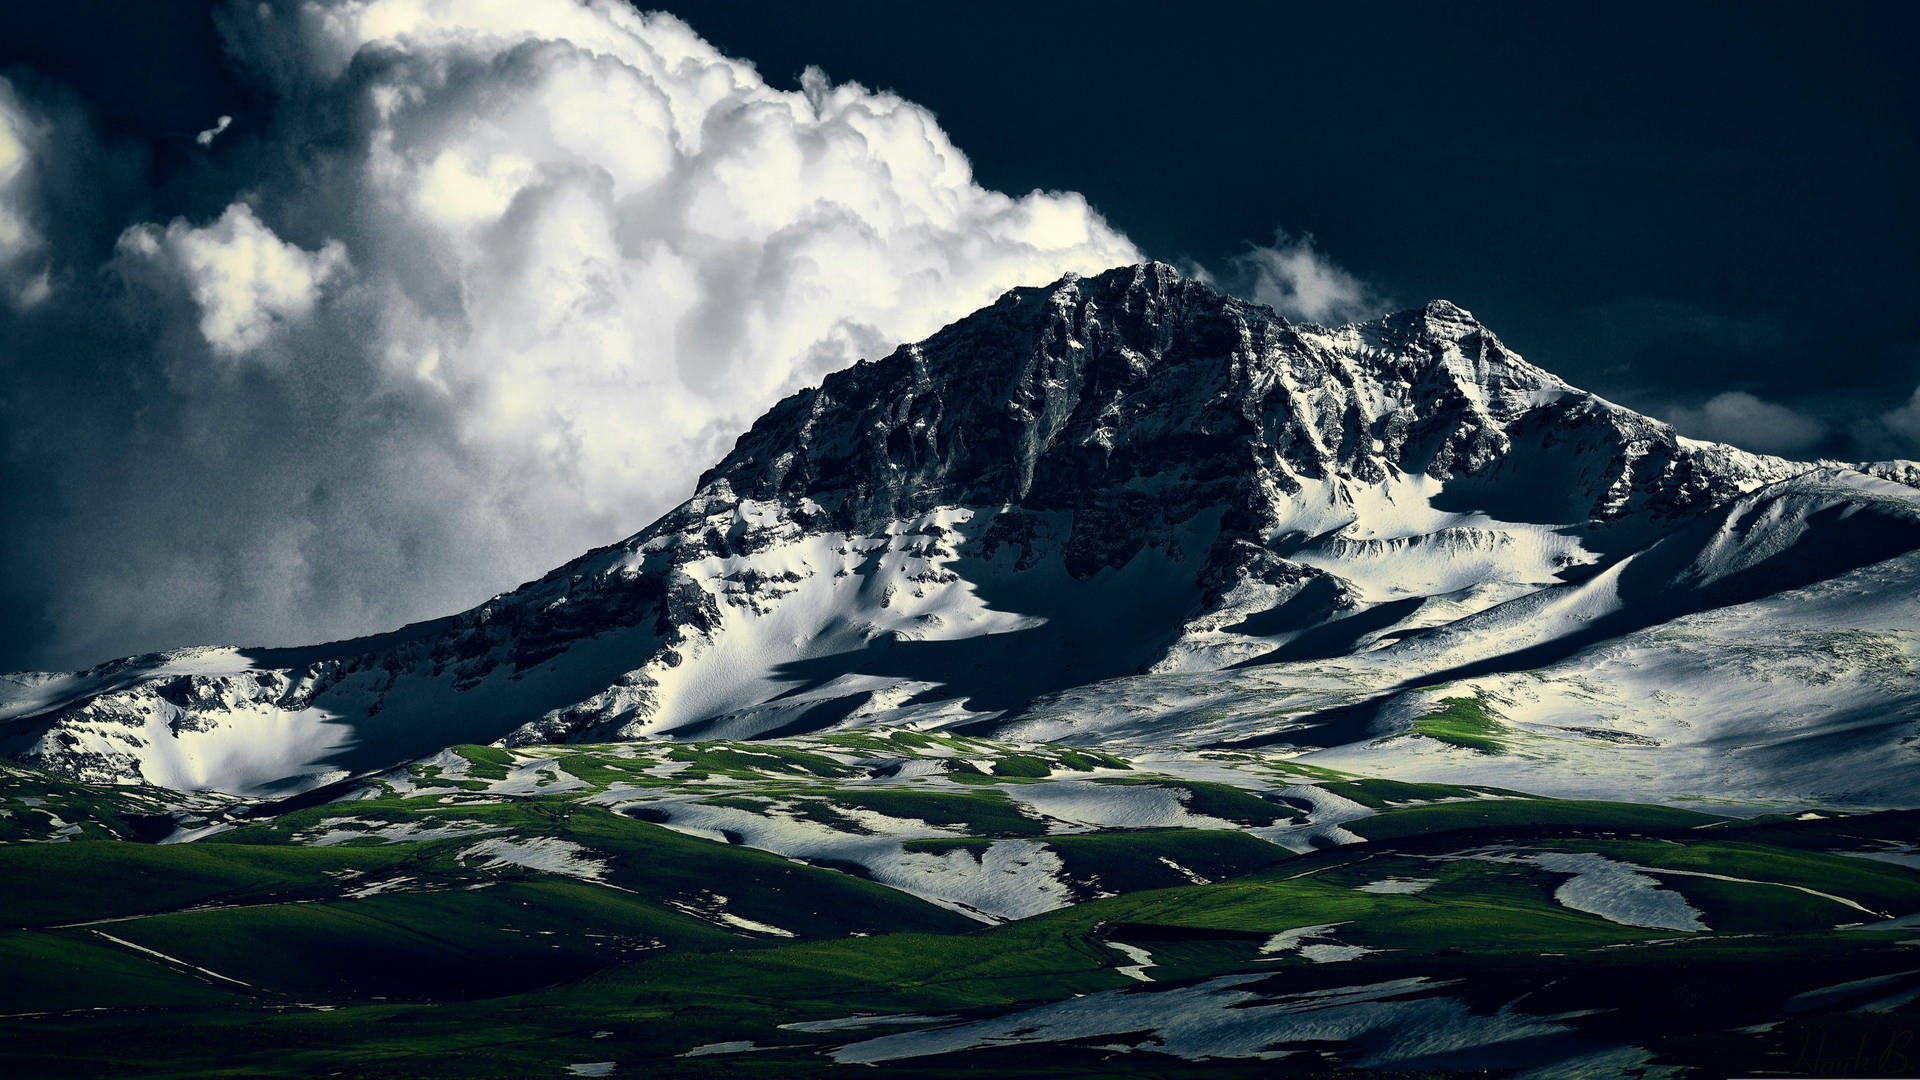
[
  {"xmin": 5, "ymin": 263, "xmax": 1919, "ymax": 799},
  {"xmin": 714, "ymin": 272, "xmax": 1756, "ymax": 535}
]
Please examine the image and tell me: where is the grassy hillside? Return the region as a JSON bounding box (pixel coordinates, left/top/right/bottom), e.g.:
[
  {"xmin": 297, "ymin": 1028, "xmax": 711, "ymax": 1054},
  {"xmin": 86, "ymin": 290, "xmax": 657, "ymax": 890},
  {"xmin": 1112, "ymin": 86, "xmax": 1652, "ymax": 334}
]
[{"xmin": 0, "ymin": 733, "xmax": 1915, "ymax": 1078}]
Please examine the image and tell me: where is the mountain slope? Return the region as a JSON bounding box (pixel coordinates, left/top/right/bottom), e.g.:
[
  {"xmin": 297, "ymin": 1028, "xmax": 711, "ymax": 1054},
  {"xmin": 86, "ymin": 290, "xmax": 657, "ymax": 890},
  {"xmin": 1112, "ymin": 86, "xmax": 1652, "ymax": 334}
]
[{"xmin": 5, "ymin": 263, "xmax": 1917, "ymax": 802}]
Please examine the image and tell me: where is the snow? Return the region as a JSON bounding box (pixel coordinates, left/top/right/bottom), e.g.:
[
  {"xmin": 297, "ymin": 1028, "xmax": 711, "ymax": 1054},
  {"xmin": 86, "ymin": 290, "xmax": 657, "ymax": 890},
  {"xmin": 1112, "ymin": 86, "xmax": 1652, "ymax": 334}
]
[
  {"xmin": 680, "ymin": 1041, "xmax": 764, "ymax": 1057},
  {"xmin": 483, "ymin": 757, "xmax": 588, "ymax": 796},
  {"xmin": 1525, "ymin": 852, "xmax": 1707, "ymax": 933},
  {"xmin": 342, "ymin": 875, "xmax": 418, "ymax": 899},
  {"xmin": 605, "ymin": 793, "xmax": 1071, "ymax": 921},
  {"xmin": 1846, "ymin": 844, "xmax": 1920, "ymax": 871},
  {"xmin": 830, "ymin": 975, "xmax": 1581, "ymax": 1068},
  {"xmin": 1303, "ymin": 542, "xmax": 1920, "ymax": 811},
  {"xmin": 1157, "ymin": 856, "xmax": 1211, "ymax": 884},
  {"xmin": 667, "ymin": 892, "xmax": 795, "ymax": 937},
  {"xmin": 89, "ymin": 930, "xmax": 253, "ymax": 988},
  {"xmin": 1260, "ymin": 923, "xmax": 1344, "ymax": 955},
  {"xmin": 457, "ymin": 837, "xmax": 609, "ymax": 883},
  {"xmin": 780, "ymin": 1014, "xmax": 956, "ymax": 1034},
  {"xmin": 626, "ymin": 509, "xmax": 1045, "ymax": 740},
  {"xmin": 1356, "ymin": 877, "xmax": 1436, "ymax": 894},
  {"xmin": 1509, "ymin": 1045, "xmax": 1666, "ymax": 1080},
  {"xmin": 891, "ymin": 840, "xmax": 1072, "ymax": 921},
  {"xmin": 1299, "ymin": 942, "xmax": 1377, "ymax": 963},
  {"xmin": 1259, "ymin": 923, "xmax": 1376, "ymax": 962},
  {"xmin": 1004, "ymin": 780, "xmax": 1239, "ymax": 833},
  {"xmin": 1108, "ymin": 941, "xmax": 1155, "ymax": 981},
  {"xmin": 1786, "ymin": 971, "xmax": 1920, "ymax": 1015},
  {"xmin": 305, "ymin": 817, "xmax": 504, "ymax": 847},
  {"xmin": 1252, "ymin": 784, "xmax": 1375, "ymax": 852},
  {"xmin": 159, "ymin": 821, "xmax": 238, "ymax": 845}
]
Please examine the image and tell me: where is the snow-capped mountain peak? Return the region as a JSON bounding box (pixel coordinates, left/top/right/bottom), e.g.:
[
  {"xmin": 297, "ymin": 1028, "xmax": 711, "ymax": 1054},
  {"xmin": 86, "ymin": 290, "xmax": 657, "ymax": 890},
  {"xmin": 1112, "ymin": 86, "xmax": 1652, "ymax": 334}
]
[{"xmin": 5, "ymin": 264, "xmax": 1917, "ymax": 806}]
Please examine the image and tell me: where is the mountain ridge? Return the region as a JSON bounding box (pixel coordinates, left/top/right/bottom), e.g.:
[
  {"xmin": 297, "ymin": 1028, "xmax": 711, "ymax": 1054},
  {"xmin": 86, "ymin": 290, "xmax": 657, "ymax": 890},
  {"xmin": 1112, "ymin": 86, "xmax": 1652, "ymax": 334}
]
[{"xmin": 4, "ymin": 263, "xmax": 1918, "ymax": 804}]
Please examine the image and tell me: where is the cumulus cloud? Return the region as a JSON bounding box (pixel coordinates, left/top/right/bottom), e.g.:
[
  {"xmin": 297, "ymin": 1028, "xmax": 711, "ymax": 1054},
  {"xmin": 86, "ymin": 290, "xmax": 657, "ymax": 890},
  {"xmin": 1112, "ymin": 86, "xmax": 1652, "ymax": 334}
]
[
  {"xmin": 0, "ymin": 0, "xmax": 1141, "ymax": 669},
  {"xmin": 1223, "ymin": 229, "xmax": 1380, "ymax": 324},
  {"xmin": 1659, "ymin": 391, "xmax": 1827, "ymax": 455},
  {"xmin": 0, "ymin": 78, "xmax": 55, "ymax": 308},
  {"xmin": 118, "ymin": 203, "xmax": 349, "ymax": 356}
]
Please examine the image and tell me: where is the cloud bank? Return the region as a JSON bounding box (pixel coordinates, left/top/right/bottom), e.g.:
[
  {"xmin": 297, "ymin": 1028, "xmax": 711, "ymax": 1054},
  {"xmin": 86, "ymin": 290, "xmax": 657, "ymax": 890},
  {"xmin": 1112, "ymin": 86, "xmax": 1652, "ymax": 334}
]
[
  {"xmin": 1659, "ymin": 391, "xmax": 1828, "ymax": 455},
  {"xmin": 0, "ymin": 0, "xmax": 1142, "ymax": 669}
]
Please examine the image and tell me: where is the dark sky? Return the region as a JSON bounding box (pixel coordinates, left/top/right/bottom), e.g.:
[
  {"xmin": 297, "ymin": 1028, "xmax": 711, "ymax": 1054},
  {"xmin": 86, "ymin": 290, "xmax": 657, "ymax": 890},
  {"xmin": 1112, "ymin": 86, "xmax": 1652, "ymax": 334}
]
[
  {"xmin": 670, "ymin": 0, "xmax": 1920, "ymax": 438},
  {"xmin": 6, "ymin": 1, "xmax": 1916, "ymax": 432},
  {"xmin": 1, "ymin": 1, "xmax": 1917, "ymax": 671},
  {"xmin": 15, "ymin": 2, "xmax": 1920, "ymax": 411}
]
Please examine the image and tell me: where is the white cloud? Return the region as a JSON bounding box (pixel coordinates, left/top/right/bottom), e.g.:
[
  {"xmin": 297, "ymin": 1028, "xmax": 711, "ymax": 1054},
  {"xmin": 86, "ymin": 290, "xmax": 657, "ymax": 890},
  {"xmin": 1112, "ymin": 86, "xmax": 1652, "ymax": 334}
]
[
  {"xmin": 119, "ymin": 203, "xmax": 349, "ymax": 356},
  {"xmin": 0, "ymin": 77, "xmax": 53, "ymax": 309},
  {"xmin": 1660, "ymin": 391, "xmax": 1827, "ymax": 455},
  {"xmin": 195, "ymin": 114, "xmax": 233, "ymax": 147},
  {"xmin": 1226, "ymin": 229, "xmax": 1378, "ymax": 324},
  {"xmin": 6, "ymin": 0, "xmax": 1143, "ymax": 666}
]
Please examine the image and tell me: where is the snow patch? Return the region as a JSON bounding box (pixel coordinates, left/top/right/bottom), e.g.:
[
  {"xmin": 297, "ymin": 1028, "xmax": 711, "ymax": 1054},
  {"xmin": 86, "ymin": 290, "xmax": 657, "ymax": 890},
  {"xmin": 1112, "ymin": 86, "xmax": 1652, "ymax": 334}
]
[{"xmin": 458, "ymin": 836, "xmax": 609, "ymax": 883}]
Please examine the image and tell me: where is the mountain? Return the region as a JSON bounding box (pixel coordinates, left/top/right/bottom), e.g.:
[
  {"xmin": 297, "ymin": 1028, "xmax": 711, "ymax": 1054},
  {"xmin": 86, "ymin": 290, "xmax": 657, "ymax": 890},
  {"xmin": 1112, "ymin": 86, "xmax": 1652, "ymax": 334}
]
[{"xmin": 6, "ymin": 262, "xmax": 1919, "ymax": 803}]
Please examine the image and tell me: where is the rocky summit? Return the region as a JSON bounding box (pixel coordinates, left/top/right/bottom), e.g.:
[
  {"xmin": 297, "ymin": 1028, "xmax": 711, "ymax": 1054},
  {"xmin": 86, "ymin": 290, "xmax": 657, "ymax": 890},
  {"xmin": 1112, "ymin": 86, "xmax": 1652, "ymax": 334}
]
[{"xmin": 4, "ymin": 263, "xmax": 1918, "ymax": 805}]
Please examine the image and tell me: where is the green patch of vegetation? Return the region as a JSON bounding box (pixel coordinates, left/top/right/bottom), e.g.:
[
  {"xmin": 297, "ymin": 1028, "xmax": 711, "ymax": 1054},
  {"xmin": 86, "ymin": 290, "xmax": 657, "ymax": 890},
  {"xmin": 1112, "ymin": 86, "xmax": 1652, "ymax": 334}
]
[
  {"xmin": 1044, "ymin": 830, "xmax": 1289, "ymax": 896},
  {"xmin": 899, "ymin": 836, "xmax": 975, "ymax": 857},
  {"xmin": 1321, "ymin": 776, "xmax": 1516, "ymax": 809},
  {"xmin": 0, "ymin": 763, "xmax": 189, "ymax": 842},
  {"xmin": 409, "ymin": 761, "xmax": 491, "ymax": 791},
  {"xmin": 452, "ymin": 744, "xmax": 514, "ymax": 780},
  {"xmin": 1050, "ymin": 748, "xmax": 1129, "ymax": 771},
  {"xmin": 1409, "ymin": 694, "xmax": 1507, "ymax": 754},
  {"xmin": 989, "ymin": 754, "xmax": 1051, "ymax": 778},
  {"xmin": 0, "ymin": 840, "xmax": 401, "ymax": 929},
  {"xmin": 666, "ymin": 743, "xmax": 856, "ymax": 779},
  {"xmin": 547, "ymin": 751, "xmax": 675, "ymax": 788},
  {"xmin": 0, "ymin": 928, "xmax": 244, "ymax": 1014},
  {"xmin": 3, "ymin": 739, "xmax": 1917, "ymax": 1080},
  {"xmin": 1349, "ymin": 797, "xmax": 1726, "ymax": 841},
  {"xmin": 1258, "ymin": 758, "xmax": 1352, "ymax": 782},
  {"xmin": 533, "ymin": 808, "xmax": 975, "ymax": 939},
  {"xmin": 1567, "ymin": 838, "xmax": 1920, "ymax": 922},
  {"xmin": 93, "ymin": 879, "xmax": 686, "ymax": 1001},
  {"xmin": 1715, "ymin": 807, "xmax": 1920, "ymax": 850},
  {"xmin": 1653, "ymin": 873, "xmax": 1859, "ymax": 934}
]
